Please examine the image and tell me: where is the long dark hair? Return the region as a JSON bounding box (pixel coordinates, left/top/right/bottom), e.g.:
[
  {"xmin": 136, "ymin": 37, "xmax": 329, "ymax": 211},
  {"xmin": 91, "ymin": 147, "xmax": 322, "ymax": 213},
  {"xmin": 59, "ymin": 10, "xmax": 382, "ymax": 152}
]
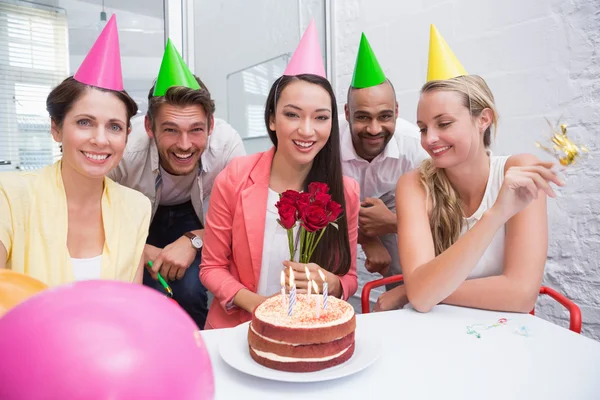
[{"xmin": 264, "ymin": 74, "xmax": 351, "ymax": 276}]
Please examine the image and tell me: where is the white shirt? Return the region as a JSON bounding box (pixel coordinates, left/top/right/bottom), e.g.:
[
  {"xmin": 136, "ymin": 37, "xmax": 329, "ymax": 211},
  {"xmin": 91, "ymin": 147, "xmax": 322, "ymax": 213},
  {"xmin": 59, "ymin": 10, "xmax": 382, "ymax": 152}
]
[
  {"xmin": 257, "ymin": 189, "xmax": 299, "ymax": 296},
  {"xmin": 159, "ymin": 166, "xmax": 196, "ymax": 206},
  {"xmin": 340, "ymin": 117, "xmax": 428, "ymax": 210},
  {"xmin": 71, "ymin": 255, "xmax": 102, "ymax": 281},
  {"xmin": 463, "ymin": 155, "xmax": 510, "ymax": 279}
]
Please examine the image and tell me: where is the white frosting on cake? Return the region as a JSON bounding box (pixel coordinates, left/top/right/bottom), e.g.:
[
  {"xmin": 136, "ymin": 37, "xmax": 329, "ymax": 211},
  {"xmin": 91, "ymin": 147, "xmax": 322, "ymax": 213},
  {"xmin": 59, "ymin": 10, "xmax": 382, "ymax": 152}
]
[
  {"xmin": 250, "ymin": 324, "xmax": 345, "ymax": 345},
  {"xmin": 252, "ymin": 344, "xmax": 352, "ymax": 363},
  {"xmin": 255, "ymin": 294, "xmax": 354, "ymax": 328}
]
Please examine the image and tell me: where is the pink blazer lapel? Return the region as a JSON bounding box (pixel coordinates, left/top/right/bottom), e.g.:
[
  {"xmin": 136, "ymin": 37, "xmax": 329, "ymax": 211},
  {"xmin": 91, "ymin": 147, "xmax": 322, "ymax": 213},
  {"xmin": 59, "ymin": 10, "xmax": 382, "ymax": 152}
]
[{"xmin": 240, "ymin": 148, "xmax": 275, "ymax": 289}]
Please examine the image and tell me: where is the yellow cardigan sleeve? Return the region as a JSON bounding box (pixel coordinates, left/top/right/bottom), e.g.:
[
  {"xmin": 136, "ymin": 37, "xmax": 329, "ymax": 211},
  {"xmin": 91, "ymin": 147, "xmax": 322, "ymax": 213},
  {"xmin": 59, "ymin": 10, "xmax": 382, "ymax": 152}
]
[
  {"xmin": 0, "ymin": 184, "xmax": 13, "ymax": 258},
  {"xmin": 134, "ymin": 194, "xmax": 152, "ymax": 276},
  {"xmin": 104, "ymin": 178, "xmax": 152, "ymax": 283}
]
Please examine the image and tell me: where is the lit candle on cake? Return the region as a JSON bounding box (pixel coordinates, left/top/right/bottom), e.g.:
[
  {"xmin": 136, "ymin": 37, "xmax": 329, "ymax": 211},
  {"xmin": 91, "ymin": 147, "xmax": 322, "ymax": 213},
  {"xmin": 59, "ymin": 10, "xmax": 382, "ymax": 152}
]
[
  {"xmin": 312, "ymin": 280, "xmax": 320, "ymax": 318},
  {"xmin": 280, "ymin": 270, "xmax": 286, "ymax": 310},
  {"xmin": 288, "ymin": 266, "xmax": 296, "ymax": 316},
  {"xmin": 305, "ymin": 266, "xmax": 311, "ymax": 302},
  {"xmin": 318, "ymin": 270, "xmax": 328, "ymax": 309}
]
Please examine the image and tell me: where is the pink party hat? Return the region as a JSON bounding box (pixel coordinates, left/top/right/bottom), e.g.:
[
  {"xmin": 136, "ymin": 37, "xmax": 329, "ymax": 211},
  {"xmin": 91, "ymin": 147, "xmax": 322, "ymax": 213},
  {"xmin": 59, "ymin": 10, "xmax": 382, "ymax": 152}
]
[
  {"xmin": 283, "ymin": 19, "xmax": 326, "ymax": 78},
  {"xmin": 74, "ymin": 14, "xmax": 123, "ymax": 91}
]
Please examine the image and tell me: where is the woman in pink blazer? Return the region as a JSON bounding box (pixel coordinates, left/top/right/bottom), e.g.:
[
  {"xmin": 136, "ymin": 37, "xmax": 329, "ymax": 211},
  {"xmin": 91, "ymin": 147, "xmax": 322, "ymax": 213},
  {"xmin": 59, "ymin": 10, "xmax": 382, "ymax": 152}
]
[{"xmin": 200, "ymin": 74, "xmax": 359, "ymax": 329}]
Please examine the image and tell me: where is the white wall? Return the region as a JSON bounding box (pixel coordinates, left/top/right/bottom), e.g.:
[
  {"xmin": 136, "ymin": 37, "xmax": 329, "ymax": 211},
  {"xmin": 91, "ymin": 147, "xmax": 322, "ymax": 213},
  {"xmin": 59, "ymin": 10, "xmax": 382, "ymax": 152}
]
[
  {"xmin": 0, "ymin": 0, "xmax": 164, "ymax": 171},
  {"xmin": 333, "ymin": 0, "xmax": 600, "ymax": 339},
  {"xmin": 33, "ymin": 0, "xmax": 164, "ymax": 114},
  {"xmin": 193, "ymin": 0, "xmax": 327, "ymax": 153},
  {"xmin": 62, "ymin": 0, "xmax": 164, "ymax": 114}
]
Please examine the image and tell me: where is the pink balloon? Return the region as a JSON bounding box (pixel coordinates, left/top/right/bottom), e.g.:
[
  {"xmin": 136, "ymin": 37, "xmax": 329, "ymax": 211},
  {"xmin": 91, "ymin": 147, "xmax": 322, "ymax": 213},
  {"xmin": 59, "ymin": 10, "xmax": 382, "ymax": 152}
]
[{"xmin": 0, "ymin": 280, "xmax": 214, "ymax": 400}]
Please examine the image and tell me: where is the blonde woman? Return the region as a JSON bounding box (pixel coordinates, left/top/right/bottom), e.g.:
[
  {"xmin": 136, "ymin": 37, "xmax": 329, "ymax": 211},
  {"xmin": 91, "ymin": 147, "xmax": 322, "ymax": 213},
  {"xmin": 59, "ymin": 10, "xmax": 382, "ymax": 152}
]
[{"xmin": 374, "ymin": 75, "xmax": 563, "ymax": 313}]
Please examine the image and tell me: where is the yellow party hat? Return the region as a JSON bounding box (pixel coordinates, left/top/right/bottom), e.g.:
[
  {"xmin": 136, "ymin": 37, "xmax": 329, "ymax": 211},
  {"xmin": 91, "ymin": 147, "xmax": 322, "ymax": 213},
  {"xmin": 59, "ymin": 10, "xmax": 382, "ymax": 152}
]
[{"xmin": 426, "ymin": 24, "xmax": 467, "ymax": 81}]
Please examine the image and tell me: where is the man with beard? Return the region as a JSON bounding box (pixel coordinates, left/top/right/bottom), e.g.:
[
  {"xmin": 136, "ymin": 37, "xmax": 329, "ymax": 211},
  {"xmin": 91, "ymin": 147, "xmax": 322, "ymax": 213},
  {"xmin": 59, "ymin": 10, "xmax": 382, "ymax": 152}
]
[
  {"xmin": 341, "ymin": 34, "xmax": 427, "ymax": 307},
  {"xmin": 109, "ymin": 41, "xmax": 245, "ymax": 328}
]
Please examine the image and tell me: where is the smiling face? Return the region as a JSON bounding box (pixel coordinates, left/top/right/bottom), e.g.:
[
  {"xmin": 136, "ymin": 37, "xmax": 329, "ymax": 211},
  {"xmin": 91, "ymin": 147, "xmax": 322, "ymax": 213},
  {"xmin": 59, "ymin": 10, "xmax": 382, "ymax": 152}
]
[
  {"xmin": 416, "ymin": 89, "xmax": 492, "ymax": 169},
  {"xmin": 146, "ymin": 103, "xmax": 212, "ymax": 176},
  {"xmin": 345, "ymin": 81, "xmax": 398, "ymax": 161},
  {"xmin": 268, "ymin": 79, "xmax": 332, "ymax": 167},
  {"xmin": 51, "ymin": 88, "xmax": 129, "ymax": 180}
]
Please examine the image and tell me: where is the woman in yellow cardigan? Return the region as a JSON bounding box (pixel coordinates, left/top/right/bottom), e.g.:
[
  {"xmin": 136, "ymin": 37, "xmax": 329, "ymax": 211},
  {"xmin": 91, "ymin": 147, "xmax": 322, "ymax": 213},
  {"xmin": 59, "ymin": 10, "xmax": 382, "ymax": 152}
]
[{"xmin": 0, "ymin": 17, "xmax": 151, "ymax": 286}]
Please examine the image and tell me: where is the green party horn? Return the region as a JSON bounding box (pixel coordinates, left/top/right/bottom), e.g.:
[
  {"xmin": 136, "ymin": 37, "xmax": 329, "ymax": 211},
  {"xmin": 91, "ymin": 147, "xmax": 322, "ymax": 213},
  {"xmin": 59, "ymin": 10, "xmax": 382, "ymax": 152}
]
[{"xmin": 146, "ymin": 261, "xmax": 174, "ymax": 298}]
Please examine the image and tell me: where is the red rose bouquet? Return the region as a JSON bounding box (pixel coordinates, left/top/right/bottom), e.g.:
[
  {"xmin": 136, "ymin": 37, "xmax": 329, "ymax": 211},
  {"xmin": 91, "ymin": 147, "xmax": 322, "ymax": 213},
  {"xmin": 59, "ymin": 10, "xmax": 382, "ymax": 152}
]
[{"xmin": 275, "ymin": 182, "xmax": 343, "ymax": 263}]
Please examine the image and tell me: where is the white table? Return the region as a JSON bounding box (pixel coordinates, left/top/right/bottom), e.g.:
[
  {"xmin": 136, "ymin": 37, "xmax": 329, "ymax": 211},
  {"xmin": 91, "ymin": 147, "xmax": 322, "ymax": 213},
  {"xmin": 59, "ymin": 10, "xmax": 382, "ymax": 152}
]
[{"xmin": 200, "ymin": 305, "xmax": 600, "ymax": 399}]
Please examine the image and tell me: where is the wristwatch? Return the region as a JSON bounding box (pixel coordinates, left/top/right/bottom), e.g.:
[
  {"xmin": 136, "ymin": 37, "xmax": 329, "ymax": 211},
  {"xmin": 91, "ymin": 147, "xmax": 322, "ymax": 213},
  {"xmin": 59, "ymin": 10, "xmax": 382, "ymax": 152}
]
[{"xmin": 184, "ymin": 232, "xmax": 203, "ymax": 251}]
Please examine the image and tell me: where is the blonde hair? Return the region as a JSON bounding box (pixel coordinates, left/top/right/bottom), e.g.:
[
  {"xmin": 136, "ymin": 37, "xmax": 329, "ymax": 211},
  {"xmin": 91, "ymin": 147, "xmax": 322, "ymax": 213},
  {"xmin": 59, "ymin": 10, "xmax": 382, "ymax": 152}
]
[{"xmin": 418, "ymin": 75, "xmax": 498, "ymax": 255}]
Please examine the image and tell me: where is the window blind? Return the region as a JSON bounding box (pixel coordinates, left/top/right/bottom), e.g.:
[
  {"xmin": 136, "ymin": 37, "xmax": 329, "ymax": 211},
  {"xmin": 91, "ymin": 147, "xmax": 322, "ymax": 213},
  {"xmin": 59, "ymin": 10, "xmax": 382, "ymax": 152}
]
[{"xmin": 0, "ymin": 0, "xmax": 68, "ymax": 171}]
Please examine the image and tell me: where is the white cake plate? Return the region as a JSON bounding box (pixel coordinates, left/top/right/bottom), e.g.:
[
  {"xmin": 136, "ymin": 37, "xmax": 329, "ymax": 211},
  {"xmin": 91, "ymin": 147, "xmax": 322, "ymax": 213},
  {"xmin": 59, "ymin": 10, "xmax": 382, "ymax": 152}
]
[{"xmin": 218, "ymin": 321, "xmax": 381, "ymax": 383}]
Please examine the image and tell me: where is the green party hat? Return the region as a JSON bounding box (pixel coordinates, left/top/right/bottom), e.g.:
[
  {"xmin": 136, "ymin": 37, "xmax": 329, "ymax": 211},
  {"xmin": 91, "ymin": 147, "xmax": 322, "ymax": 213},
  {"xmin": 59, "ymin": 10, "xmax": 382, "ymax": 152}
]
[
  {"xmin": 153, "ymin": 39, "xmax": 200, "ymax": 96},
  {"xmin": 351, "ymin": 33, "xmax": 386, "ymax": 89}
]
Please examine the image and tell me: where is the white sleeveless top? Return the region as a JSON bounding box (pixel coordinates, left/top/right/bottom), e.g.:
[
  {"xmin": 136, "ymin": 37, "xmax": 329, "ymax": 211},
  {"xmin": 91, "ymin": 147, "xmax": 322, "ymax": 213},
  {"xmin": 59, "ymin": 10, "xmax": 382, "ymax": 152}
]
[
  {"xmin": 462, "ymin": 155, "xmax": 510, "ymax": 279},
  {"xmin": 257, "ymin": 189, "xmax": 300, "ymax": 296},
  {"xmin": 71, "ymin": 255, "xmax": 102, "ymax": 281}
]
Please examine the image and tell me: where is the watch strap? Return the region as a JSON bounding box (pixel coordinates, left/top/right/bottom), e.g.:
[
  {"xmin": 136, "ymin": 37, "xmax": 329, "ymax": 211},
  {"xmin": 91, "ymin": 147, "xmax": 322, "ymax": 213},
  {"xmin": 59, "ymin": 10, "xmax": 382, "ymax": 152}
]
[{"xmin": 183, "ymin": 232, "xmax": 196, "ymax": 240}]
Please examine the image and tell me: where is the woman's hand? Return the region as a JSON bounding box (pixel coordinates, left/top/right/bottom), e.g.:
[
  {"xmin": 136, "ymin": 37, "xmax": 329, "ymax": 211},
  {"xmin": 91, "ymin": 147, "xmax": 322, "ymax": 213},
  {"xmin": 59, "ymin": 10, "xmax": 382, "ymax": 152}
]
[
  {"xmin": 492, "ymin": 162, "xmax": 564, "ymax": 222},
  {"xmin": 282, "ymin": 261, "xmax": 342, "ymax": 297},
  {"xmin": 373, "ymin": 285, "xmax": 408, "ymax": 312},
  {"xmin": 233, "ymin": 289, "xmax": 267, "ymax": 314}
]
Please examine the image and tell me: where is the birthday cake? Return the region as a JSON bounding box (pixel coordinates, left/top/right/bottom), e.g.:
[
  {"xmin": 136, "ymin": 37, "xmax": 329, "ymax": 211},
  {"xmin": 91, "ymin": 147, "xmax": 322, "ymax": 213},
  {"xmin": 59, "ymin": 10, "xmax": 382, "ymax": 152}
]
[{"xmin": 248, "ymin": 294, "xmax": 356, "ymax": 372}]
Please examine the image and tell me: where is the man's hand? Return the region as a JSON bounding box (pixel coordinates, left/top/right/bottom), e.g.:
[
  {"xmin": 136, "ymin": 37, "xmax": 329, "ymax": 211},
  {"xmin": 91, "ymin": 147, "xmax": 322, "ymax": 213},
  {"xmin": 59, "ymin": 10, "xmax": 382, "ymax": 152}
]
[
  {"xmin": 361, "ymin": 236, "xmax": 391, "ymax": 276},
  {"xmin": 143, "ymin": 244, "xmax": 162, "ymax": 267},
  {"xmin": 373, "ymin": 284, "xmax": 408, "ymax": 312},
  {"xmin": 359, "ymin": 197, "xmax": 396, "ymax": 237},
  {"xmin": 148, "ymin": 236, "xmax": 198, "ymax": 281}
]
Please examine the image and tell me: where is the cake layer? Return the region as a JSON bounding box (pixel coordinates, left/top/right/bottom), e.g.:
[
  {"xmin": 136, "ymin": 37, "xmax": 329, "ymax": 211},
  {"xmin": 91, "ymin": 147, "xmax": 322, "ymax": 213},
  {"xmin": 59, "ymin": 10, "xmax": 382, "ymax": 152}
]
[
  {"xmin": 249, "ymin": 342, "xmax": 355, "ymax": 372},
  {"xmin": 252, "ymin": 314, "xmax": 356, "ymax": 344},
  {"xmin": 252, "ymin": 294, "xmax": 356, "ymax": 344},
  {"xmin": 248, "ymin": 323, "xmax": 354, "ymax": 358}
]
